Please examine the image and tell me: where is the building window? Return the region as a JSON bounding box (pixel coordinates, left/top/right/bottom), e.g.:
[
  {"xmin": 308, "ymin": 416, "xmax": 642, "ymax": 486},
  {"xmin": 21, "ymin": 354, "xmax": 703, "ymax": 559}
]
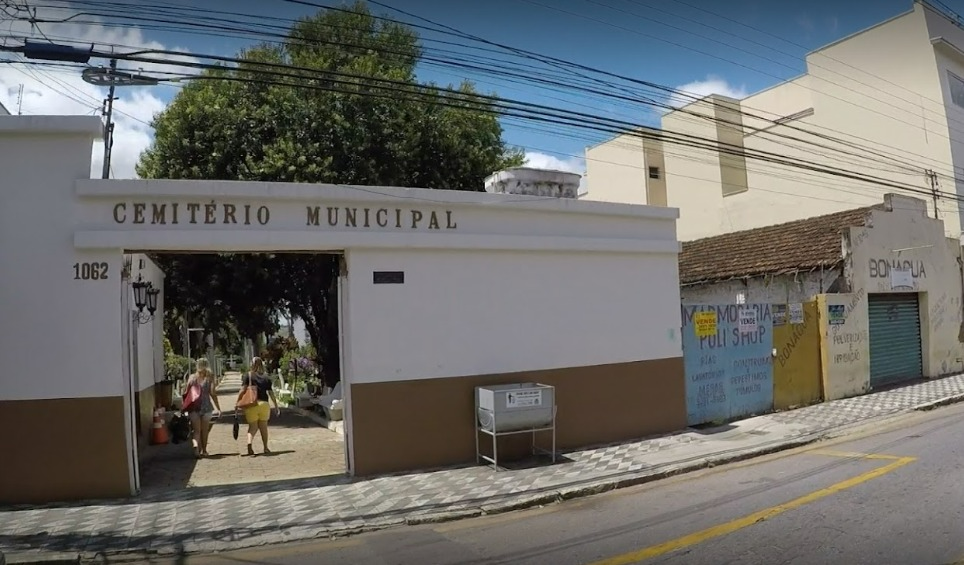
[
  {"xmin": 648, "ymin": 166, "xmax": 661, "ymax": 180},
  {"xmin": 949, "ymin": 71, "xmax": 964, "ymax": 109}
]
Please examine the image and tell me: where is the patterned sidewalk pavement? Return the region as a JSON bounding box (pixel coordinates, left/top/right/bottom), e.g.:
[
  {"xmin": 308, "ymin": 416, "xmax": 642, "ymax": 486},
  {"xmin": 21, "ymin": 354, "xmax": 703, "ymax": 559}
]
[{"xmin": 5, "ymin": 374, "xmax": 964, "ymax": 561}]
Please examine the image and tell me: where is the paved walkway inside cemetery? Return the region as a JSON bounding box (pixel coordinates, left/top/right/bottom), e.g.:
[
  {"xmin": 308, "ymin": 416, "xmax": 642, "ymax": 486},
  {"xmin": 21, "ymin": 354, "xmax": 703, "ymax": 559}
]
[
  {"xmin": 5, "ymin": 374, "xmax": 964, "ymax": 562},
  {"xmin": 139, "ymin": 372, "xmax": 345, "ymax": 492}
]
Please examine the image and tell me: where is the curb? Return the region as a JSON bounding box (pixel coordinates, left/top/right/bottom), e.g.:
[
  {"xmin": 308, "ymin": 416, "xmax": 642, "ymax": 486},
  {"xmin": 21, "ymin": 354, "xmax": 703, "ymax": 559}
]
[
  {"xmin": 1, "ymin": 552, "xmax": 79, "ymax": 564},
  {"xmin": 72, "ymin": 435, "xmax": 834, "ymax": 564},
  {"xmin": 913, "ymin": 392, "xmax": 964, "ymax": 412},
  {"xmin": 35, "ymin": 392, "xmax": 964, "ymax": 563}
]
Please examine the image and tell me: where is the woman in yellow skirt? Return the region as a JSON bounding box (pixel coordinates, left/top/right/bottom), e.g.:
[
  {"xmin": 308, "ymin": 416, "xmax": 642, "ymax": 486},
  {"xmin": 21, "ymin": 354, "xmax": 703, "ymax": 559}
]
[{"xmin": 236, "ymin": 357, "xmax": 280, "ymax": 456}]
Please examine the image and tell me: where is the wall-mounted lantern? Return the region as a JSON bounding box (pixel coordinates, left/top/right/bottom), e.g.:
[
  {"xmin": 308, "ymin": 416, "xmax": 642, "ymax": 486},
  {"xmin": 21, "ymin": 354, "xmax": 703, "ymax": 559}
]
[{"xmin": 132, "ymin": 275, "xmax": 160, "ymax": 324}]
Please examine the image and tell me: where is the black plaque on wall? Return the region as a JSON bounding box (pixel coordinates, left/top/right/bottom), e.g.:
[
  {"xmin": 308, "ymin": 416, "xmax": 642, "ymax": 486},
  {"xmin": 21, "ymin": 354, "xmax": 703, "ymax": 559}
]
[{"xmin": 373, "ymin": 271, "xmax": 405, "ymax": 284}]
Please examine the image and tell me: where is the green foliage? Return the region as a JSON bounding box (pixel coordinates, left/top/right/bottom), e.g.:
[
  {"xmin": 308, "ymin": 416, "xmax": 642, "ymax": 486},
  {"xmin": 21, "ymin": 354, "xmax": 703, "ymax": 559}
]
[
  {"xmin": 278, "ymin": 343, "xmax": 319, "ymax": 397},
  {"xmin": 138, "ymin": 1, "xmax": 521, "ymax": 382},
  {"xmin": 164, "ymin": 353, "xmax": 191, "ymax": 382},
  {"xmin": 280, "ymin": 343, "xmax": 318, "ymax": 377},
  {"xmin": 162, "ymin": 334, "xmax": 191, "ymax": 381},
  {"xmin": 151, "ymin": 254, "xmax": 280, "ymax": 345},
  {"xmin": 261, "ymin": 335, "xmax": 300, "ymax": 374}
]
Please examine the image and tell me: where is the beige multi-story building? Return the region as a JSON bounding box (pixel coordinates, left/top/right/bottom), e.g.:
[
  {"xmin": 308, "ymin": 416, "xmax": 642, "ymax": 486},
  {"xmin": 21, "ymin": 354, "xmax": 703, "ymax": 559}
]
[{"xmin": 586, "ymin": 0, "xmax": 964, "ymax": 241}]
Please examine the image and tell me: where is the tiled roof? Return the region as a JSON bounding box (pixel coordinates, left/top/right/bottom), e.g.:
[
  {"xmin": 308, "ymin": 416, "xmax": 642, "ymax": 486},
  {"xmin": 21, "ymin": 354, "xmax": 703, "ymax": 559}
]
[{"xmin": 679, "ymin": 206, "xmax": 879, "ymax": 285}]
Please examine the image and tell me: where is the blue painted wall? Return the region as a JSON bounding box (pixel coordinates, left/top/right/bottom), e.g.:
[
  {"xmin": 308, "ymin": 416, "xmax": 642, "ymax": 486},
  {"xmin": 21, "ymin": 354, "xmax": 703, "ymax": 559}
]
[{"xmin": 681, "ymin": 304, "xmax": 774, "ymax": 426}]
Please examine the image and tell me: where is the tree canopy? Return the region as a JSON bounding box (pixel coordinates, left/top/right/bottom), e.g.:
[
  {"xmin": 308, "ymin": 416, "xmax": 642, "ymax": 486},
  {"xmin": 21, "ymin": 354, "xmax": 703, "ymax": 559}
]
[{"xmin": 140, "ymin": 1, "xmax": 524, "ymax": 380}]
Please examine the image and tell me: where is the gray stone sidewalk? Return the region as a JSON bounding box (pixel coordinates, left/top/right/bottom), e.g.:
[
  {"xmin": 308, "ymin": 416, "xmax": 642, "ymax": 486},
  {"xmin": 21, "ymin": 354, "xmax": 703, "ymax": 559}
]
[{"xmin": 5, "ymin": 374, "xmax": 964, "ymax": 563}]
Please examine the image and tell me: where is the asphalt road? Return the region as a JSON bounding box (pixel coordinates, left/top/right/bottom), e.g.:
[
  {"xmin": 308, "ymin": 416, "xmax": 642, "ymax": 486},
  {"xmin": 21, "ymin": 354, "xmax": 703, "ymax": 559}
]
[{"xmin": 160, "ymin": 403, "xmax": 964, "ymax": 565}]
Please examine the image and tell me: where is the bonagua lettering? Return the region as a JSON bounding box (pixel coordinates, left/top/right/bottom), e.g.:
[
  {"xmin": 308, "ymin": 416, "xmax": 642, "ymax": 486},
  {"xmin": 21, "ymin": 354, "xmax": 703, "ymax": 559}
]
[
  {"xmin": 777, "ymin": 317, "xmax": 809, "ymax": 368},
  {"xmin": 868, "ymin": 259, "xmax": 927, "ymax": 279}
]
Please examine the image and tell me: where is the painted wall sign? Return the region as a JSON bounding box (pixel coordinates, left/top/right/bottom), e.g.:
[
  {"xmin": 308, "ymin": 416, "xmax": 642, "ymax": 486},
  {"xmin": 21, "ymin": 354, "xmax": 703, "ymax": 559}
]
[
  {"xmin": 506, "ymin": 389, "xmax": 542, "ymax": 408},
  {"xmin": 828, "ymin": 304, "xmax": 846, "ymax": 325},
  {"xmin": 109, "ymin": 201, "xmax": 458, "ymax": 231},
  {"xmin": 868, "ymin": 258, "xmax": 926, "ymax": 279},
  {"xmin": 693, "ymin": 311, "xmax": 717, "ymax": 337},
  {"xmin": 680, "ymin": 304, "xmax": 774, "ymax": 426}
]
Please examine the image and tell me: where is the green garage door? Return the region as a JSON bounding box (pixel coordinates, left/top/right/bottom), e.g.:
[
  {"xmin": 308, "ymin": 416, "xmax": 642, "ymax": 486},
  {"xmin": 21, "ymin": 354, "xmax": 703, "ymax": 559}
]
[{"xmin": 868, "ymin": 293, "xmax": 923, "ymax": 388}]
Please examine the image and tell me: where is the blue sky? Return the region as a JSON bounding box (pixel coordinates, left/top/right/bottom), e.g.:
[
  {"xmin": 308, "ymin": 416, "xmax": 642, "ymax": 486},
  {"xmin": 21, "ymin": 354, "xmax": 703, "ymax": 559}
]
[{"xmin": 0, "ymin": 0, "xmax": 954, "ymax": 177}]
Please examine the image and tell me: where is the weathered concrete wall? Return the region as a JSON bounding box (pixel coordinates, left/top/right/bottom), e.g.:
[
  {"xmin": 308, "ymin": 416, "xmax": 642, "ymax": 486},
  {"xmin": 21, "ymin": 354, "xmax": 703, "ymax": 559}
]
[
  {"xmin": 681, "ymin": 271, "xmax": 832, "ymax": 306},
  {"xmin": 772, "ymin": 300, "xmax": 823, "ymax": 410},
  {"xmin": 847, "ymin": 194, "xmax": 964, "ymax": 377},
  {"xmin": 680, "ymin": 303, "xmax": 773, "ymax": 425},
  {"xmin": 817, "ymin": 292, "xmax": 870, "ymax": 400}
]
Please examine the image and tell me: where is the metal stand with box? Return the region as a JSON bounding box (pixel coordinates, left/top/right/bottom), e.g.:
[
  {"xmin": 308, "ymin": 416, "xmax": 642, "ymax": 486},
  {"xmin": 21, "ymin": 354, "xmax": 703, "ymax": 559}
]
[{"xmin": 475, "ymin": 383, "xmax": 556, "ymax": 471}]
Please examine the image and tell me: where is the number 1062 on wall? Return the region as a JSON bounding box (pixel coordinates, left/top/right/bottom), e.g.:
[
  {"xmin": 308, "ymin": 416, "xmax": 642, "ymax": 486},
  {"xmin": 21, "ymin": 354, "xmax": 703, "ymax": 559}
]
[{"xmin": 73, "ymin": 262, "xmax": 109, "ymax": 280}]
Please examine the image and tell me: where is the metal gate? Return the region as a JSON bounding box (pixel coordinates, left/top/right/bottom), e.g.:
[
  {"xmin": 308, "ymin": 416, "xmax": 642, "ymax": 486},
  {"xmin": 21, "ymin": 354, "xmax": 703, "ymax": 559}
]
[{"xmin": 868, "ymin": 293, "xmax": 923, "ymax": 388}]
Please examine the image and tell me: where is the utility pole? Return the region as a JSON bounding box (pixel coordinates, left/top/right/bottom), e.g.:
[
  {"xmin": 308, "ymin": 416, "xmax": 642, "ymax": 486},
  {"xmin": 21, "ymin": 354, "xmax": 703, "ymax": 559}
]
[
  {"xmin": 925, "ymin": 169, "xmax": 940, "ymax": 219},
  {"xmin": 101, "ymin": 57, "xmax": 117, "ymax": 180}
]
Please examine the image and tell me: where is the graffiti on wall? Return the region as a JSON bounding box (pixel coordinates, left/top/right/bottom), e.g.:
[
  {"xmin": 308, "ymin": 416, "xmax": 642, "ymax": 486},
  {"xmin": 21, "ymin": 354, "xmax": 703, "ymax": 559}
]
[
  {"xmin": 681, "ymin": 304, "xmax": 774, "ymax": 426},
  {"xmin": 773, "ymin": 301, "xmax": 822, "ymax": 410},
  {"xmin": 829, "ymin": 288, "xmax": 868, "ymax": 370}
]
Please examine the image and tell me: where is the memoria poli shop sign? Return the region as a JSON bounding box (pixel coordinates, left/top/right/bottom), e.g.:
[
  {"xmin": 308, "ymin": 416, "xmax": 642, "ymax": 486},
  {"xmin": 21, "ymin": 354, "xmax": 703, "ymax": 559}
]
[{"xmin": 681, "ymin": 304, "xmax": 774, "ymax": 426}]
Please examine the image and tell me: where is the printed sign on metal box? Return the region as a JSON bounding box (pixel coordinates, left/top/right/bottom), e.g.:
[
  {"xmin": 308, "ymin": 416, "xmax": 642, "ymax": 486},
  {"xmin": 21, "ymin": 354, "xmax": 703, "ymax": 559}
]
[{"xmin": 506, "ymin": 389, "xmax": 542, "ymax": 408}]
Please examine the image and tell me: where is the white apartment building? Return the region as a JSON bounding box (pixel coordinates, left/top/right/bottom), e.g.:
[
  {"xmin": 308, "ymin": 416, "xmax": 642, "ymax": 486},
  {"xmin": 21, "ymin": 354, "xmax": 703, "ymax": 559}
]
[{"xmin": 586, "ymin": 0, "xmax": 964, "ymax": 242}]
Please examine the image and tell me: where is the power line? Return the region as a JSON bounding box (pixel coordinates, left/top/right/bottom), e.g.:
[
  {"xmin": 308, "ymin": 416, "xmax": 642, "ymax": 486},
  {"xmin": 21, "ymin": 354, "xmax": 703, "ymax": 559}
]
[
  {"xmin": 11, "ymin": 1, "xmax": 964, "ymax": 207},
  {"xmin": 18, "ymin": 0, "xmax": 964, "ymax": 180},
  {"xmin": 3, "ymin": 34, "xmax": 958, "ymax": 206}
]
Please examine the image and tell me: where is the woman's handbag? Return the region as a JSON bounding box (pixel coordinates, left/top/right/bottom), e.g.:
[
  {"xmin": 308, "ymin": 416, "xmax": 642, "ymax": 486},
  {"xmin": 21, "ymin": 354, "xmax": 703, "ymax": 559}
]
[
  {"xmin": 236, "ymin": 374, "xmax": 259, "ymax": 409},
  {"xmin": 182, "ymin": 382, "xmax": 202, "ymax": 412}
]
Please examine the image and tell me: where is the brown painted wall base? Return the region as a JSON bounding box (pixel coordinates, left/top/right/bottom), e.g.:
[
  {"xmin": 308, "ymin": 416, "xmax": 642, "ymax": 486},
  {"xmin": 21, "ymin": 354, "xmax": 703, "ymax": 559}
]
[
  {"xmin": 349, "ymin": 357, "xmax": 686, "ymax": 476},
  {"xmin": 0, "ymin": 396, "xmax": 131, "ymax": 504}
]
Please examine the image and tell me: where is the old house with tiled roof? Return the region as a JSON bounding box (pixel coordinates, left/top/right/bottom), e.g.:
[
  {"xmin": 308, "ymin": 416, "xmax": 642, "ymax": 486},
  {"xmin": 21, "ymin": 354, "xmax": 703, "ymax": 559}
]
[
  {"xmin": 680, "ymin": 205, "xmax": 880, "ymax": 305},
  {"xmin": 678, "ymin": 193, "xmax": 964, "ymax": 399}
]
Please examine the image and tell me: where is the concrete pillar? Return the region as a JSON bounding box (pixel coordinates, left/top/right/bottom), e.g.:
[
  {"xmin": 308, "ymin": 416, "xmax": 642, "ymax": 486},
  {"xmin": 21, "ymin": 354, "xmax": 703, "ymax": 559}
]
[{"xmin": 484, "ymin": 167, "xmax": 582, "ymax": 199}]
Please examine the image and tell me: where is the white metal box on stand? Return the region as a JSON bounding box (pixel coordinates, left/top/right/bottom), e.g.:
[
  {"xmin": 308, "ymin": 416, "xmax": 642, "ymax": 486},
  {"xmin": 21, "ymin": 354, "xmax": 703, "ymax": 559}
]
[{"xmin": 475, "ymin": 383, "xmax": 556, "ymax": 470}]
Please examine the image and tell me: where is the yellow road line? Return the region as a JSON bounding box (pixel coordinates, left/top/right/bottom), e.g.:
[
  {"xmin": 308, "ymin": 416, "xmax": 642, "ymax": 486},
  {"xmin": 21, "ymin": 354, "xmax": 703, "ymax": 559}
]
[
  {"xmin": 809, "ymin": 449, "xmax": 906, "ymax": 460},
  {"xmin": 586, "ymin": 455, "xmax": 917, "ymax": 565}
]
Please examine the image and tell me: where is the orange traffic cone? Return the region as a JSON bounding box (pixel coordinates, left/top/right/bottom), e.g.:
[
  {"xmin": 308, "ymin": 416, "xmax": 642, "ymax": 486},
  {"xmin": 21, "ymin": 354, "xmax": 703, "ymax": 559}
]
[{"xmin": 151, "ymin": 408, "xmax": 169, "ymax": 445}]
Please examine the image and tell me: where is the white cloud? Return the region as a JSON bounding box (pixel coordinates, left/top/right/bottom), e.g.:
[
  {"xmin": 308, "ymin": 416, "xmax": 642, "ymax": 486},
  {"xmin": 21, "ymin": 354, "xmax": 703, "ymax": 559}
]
[
  {"xmin": 0, "ymin": 6, "xmax": 196, "ymax": 178},
  {"xmin": 666, "ymin": 76, "xmax": 749, "ymax": 110},
  {"xmin": 523, "ymin": 151, "xmax": 585, "ymax": 174}
]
